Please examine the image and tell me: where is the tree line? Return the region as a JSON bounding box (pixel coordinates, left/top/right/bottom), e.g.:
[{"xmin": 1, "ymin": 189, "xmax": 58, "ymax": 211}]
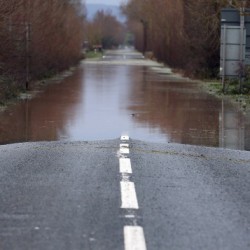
[
  {"xmin": 85, "ymin": 10, "xmax": 125, "ymax": 50},
  {"xmin": 0, "ymin": 1, "xmax": 128, "ymax": 102},
  {"xmin": 2, "ymin": 1, "xmax": 248, "ymax": 103},
  {"xmin": 0, "ymin": 0, "xmax": 85, "ymax": 101},
  {"xmin": 122, "ymin": 0, "xmax": 250, "ymax": 78}
]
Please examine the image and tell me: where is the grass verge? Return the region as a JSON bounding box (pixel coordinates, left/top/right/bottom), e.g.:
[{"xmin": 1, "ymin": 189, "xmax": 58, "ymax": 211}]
[
  {"xmin": 202, "ymin": 80, "xmax": 250, "ymax": 112},
  {"xmin": 0, "ymin": 66, "xmax": 78, "ymax": 113},
  {"xmin": 84, "ymin": 51, "xmax": 104, "ymax": 59}
]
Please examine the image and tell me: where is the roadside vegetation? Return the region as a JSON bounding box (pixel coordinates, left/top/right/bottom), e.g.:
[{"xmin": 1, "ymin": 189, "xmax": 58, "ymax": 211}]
[
  {"xmin": 121, "ymin": 0, "xmax": 250, "ymax": 79},
  {"xmin": 0, "ymin": 0, "xmax": 86, "ymax": 105},
  {"xmin": 2, "ymin": 0, "xmax": 250, "ymax": 110},
  {"xmin": 203, "ymin": 78, "xmax": 250, "ymax": 112},
  {"xmin": 85, "ymin": 51, "xmax": 103, "ymax": 59},
  {"xmin": 122, "ymin": 0, "xmax": 250, "ymax": 109},
  {"xmin": 0, "ymin": 2, "xmax": 127, "ymax": 107}
]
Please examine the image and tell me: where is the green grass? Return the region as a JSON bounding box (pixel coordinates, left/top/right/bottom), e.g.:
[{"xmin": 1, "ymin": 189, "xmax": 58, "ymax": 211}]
[
  {"xmin": 85, "ymin": 51, "xmax": 103, "ymax": 59},
  {"xmin": 202, "ymin": 79, "xmax": 250, "ymax": 111},
  {"xmin": 204, "ymin": 79, "xmax": 250, "ymax": 95},
  {"xmin": 202, "ymin": 80, "xmax": 223, "ymax": 95}
]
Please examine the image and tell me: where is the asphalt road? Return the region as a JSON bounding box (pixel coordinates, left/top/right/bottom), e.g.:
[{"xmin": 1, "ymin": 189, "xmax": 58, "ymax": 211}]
[{"xmin": 0, "ymin": 139, "xmax": 250, "ymax": 250}]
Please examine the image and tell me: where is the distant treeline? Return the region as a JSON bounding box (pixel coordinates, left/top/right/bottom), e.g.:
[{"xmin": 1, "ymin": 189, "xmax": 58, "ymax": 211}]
[
  {"xmin": 0, "ymin": 0, "xmax": 85, "ymax": 101},
  {"xmin": 122, "ymin": 0, "xmax": 250, "ymax": 78},
  {"xmin": 85, "ymin": 10, "xmax": 125, "ymax": 50}
]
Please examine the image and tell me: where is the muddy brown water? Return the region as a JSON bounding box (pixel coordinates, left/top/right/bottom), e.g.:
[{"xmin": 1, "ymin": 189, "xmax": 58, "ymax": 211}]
[{"xmin": 0, "ymin": 51, "xmax": 250, "ymax": 150}]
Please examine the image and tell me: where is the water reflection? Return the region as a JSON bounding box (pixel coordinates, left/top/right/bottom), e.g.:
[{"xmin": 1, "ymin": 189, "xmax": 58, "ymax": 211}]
[
  {"xmin": 0, "ymin": 54, "xmax": 249, "ymax": 150},
  {"xmin": 219, "ymin": 100, "xmax": 246, "ymax": 150},
  {"xmin": 0, "ymin": 69, "xmax": 85, "ymax": 144},
  {"xmin": 126, "ymin": 66, "xmax": 249, "ymax": 150}
]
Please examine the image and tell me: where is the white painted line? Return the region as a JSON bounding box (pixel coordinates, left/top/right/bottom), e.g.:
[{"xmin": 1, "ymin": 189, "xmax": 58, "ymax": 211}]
[
  {"xmin": 120, "ymin": 182, "xmax": 139, "ymax": 209},
  {"xmin": 119, "ymin": 158, "xmax": 132, "ymax": 174},
  {"xmin": 120, "ymin": 148, "xmax": 130, "ymax": 154},
  {"xmin": 124, "ymin": 226, "xmax": 147, "ymax": 250},
  {"xmin": 124, "ymin": 215, "xmax": 136, "ymax": 219},
  {"xmin": 121, "ymin": 135, "xmax": 130, "ymax": 141},
  {"xmin": 119, "ymin": 134, "xmax": 147, "ymax": 250}
]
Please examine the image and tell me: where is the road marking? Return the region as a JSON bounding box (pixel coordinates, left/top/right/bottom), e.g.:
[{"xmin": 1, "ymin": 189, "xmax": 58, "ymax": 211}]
[
  {"xmin": 124, "ymin": 226, "xmax": 147, "ymax": 250},
  {"xmin": 120, "ymin": 158, "xmax": 132, "ymax": 174},
  {"xmin": 121, "ymin": 135, "xmax": 130, "ymax": 141},
  {"xmin": 120, "ymin": 147, "xmax": 130, "ymax": 154},
  {"xmin": 119, "ymin": 134, "xmax": 147, "ymax": 250},
  {"xmin": 120, "ymin": 181, "xmax": 139, "ymax": 209},
  {"xmin": 124, "ymin": 215, "xmax": 136, "ymax": 219},
  {"xmin": 120, "ymin": 143, "xmax": 130, "ymax": 155}
]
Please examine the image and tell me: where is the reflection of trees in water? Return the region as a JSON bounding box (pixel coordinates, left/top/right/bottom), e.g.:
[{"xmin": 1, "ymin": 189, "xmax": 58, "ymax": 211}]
[
  {"xmin": 1, "ymin": 63, "xmax": 248, "ymax": 149},
  {"xmin": 0, "ymin": 68, "xmax": 85, "ymax": 144},
  {"xmin": 127, "ymin": 68, "xmax": 221, "ymax": 147}
]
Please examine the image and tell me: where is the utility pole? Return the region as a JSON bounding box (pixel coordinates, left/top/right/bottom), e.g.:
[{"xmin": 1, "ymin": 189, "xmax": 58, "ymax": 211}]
[
  {"xmin": 239, "ymin": 0, "xmax": 246, "ymax": 93},
  {"xmin": 25, "ymin": 22, "xmax": 31, "ymax": 90},
  {"xmin": 24, "ymin": 0, "xmax": 31, "ymax": 90},
  {"xmin": 141, "ymin": 19, "xmax": 148, "ymax": 55},
  {"xmin": 221, "ymin": 24, "xmax": 227, "ymax": 93}
]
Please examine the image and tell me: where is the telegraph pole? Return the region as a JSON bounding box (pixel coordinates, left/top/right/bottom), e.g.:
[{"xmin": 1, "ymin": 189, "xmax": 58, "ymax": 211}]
[
  {"xmin": 24, "ymin": 0, "xmax": 31, "ymax": 90},
  {"xmin": 141, "ymin": 19, "xmax": 148, "ymax": 55},
  {"xmin": 25, "ymin": 22, "xmax": 30, "ymax": 90},
  {"xmin": 239, "ymin": 0, "xmax": 246, "ymax": 93}
]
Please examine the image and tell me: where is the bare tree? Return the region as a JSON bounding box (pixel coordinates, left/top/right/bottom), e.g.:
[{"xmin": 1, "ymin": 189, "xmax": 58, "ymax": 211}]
[
  {"xmin": 123, "ymin": 0, "xmax": 248, "ymax": 77},
  {"xmin": 0, "ymin": 0, "xmax": 86, "ymax": 101}
]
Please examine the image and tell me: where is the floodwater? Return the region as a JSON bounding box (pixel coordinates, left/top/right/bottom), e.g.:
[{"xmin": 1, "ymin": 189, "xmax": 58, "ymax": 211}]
[{"xmin": 0, "ymin": 50, "xmax": 250, "ymax": 150}]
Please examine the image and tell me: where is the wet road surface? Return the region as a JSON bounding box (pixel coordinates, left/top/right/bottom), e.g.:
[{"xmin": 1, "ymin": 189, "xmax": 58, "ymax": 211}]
[
  {"xmin": 0, "ymin": 50, "xmax": 249, "ymax": 150},
  {"xmin": 0, "ymin": 139, "xmax": 250, "ymax": 249}
]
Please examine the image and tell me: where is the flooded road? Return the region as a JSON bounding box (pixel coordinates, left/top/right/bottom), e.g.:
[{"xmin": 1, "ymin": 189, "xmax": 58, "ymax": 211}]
[{"xmin": 0, "ymin": 50, "xmax": 250, "ymax": 150}]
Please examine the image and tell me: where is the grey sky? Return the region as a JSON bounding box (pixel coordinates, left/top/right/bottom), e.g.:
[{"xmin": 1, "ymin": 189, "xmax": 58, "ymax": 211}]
[{"xmin": 85, "ymin": 0, "xmax": 127, "ymax": 6}]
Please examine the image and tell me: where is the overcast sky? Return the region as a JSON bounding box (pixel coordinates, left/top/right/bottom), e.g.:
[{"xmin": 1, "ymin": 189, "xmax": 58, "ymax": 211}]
[{"xmin": 85, "ymin": 0, "xmax": 127, "ymax": 6}]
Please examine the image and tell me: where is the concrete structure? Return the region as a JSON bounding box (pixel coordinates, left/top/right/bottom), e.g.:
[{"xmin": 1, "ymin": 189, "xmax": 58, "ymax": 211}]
[{"xmin": 220, "ymin": 8, "xmax": 250, "ymax": 79}]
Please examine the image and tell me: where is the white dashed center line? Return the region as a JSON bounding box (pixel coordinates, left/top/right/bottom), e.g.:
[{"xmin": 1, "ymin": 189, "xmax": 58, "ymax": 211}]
[
  {"xmin": 118, "ymin": 134, "xmax": 147, "ymax": 250},
  {"xmin": 120, "ymin": 147, "xmax": 130, "ymax": 154},
  {"xmin": 120, "ymin": 182, "xmax": 139, "ymax": 209},
  {"xmin": 121, "ymin": 135, "xmax": 130, "ymax": 141},
  {"xmin": 124, "ymin": 226, "xmax": 147, "ymax": 250},
  {"xmin": 119, "ymin": 158, "xmax": 132, "ymax": 174}
]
